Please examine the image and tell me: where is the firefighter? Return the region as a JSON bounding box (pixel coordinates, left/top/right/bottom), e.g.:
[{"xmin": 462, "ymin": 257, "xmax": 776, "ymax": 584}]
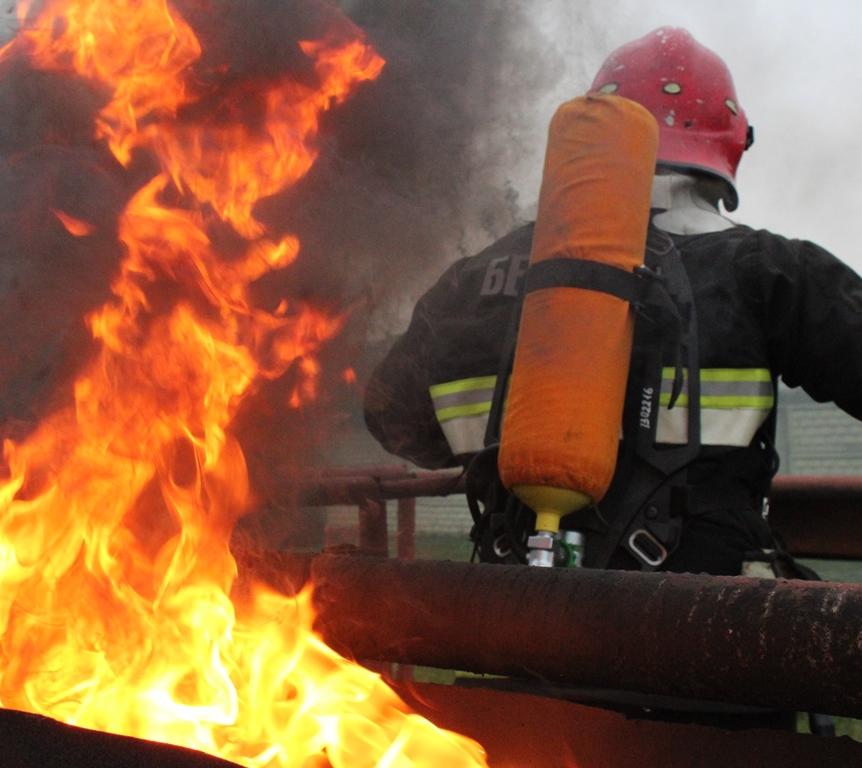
[{"xmin": 362, "ymin": 27, "xmax": 862, "ymax": 579}]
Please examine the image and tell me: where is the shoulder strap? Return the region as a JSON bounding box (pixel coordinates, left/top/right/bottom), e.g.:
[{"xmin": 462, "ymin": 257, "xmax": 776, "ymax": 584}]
[
  {"xmin": 483, "ymin": 227, "xmax": 704, "ymax": 570},
  {"xmin": 524, "ymin": 257, "xmax": 641, "ymax": 301},
  {"xmin": 587, "ymin": 226, "xmax": 703, "ymax": 569},
  {"xmin": 484, "ymin": 287, "xmax": 524, "ymax": 447},
  {"xmin": 485, "ymin": 242, "xmax": 691, "ymax": 446}
]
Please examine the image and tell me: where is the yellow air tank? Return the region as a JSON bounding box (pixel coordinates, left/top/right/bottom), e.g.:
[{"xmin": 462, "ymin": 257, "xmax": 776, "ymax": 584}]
[{"xmin": 498, "ymin": 94, "xmax": 658, "ymax": 540}]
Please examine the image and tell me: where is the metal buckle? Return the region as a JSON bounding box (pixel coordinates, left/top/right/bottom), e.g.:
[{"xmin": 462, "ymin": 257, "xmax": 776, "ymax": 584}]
[{"xmin": 627, "ymin": 529, "xmax": 668, "ymax": 568}]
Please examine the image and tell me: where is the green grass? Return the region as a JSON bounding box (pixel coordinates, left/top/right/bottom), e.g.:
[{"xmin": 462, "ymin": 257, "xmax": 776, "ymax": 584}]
[
  {"xmin": 798, "ymin": 558, "xmax": 862, "ymax": 583},
  {"xmin": 411, "ymin": 532, "xmax": 474, "ymax": 562}
]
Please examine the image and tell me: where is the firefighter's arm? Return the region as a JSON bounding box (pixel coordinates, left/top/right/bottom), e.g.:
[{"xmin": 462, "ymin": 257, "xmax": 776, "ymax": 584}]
[
  {"xmin": 363, "ymin": 263, "xmax": 465, "ymax": 470},
  {"xmin": 736, "ymin": 232, "xmax": 862, "ymax": 420}
]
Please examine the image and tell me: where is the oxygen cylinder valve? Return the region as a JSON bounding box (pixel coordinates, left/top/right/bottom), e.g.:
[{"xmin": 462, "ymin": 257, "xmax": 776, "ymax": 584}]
[
  {"xmin": 527, "ymin": 529, "xmax": 585, "ymax": 567},
  {"xmin": 526, "ymin": 530, "xmax": 557, "ymax": 567}
]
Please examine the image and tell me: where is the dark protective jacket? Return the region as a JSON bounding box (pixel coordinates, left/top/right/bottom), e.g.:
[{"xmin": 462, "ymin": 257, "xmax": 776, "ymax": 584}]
[{"xmin": 363, "ymin": 220, "xmax": 862, "ymax": 573}]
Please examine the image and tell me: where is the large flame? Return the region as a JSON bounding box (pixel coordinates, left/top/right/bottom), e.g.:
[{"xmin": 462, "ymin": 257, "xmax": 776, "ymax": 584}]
[{"xmin": 0, "ymin": 1, "xmax": 488, "ymax": 766}]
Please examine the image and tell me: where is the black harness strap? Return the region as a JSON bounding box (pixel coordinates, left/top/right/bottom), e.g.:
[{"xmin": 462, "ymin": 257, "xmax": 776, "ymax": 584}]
[
  {"xmin": 484, "ymin": 291, "xmax": 524, "ymax": 447},
  {"xmin": 524, "ymin": 257, "xmax": 641, "ymax": 302},
  {"xmin": 484, "ymin": 256, "xmax": 645, "ymax": 448},
  {"xmin": 485, "ymin": 256, "xmax": 640, "ymax": 447},
  {"xmin": 587, "ymin": 227, "xmax": 703, "ymax": 570},
  {"xmin": 481, "ymin": 230, "xmax": 700, "ymax": 571},
  {"xmin": 525, "ymin": 253, "xmax": 689, "ymax": 410},
  {"xmin": 485, "ymin": 242, "xmax": 691, "ymax": 444}
]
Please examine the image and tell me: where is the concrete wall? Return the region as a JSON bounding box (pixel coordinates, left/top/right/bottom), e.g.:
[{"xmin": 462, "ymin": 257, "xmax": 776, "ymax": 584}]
[{"xmin": 775, "ymin": 384, "xmax": 862, "ymax": 475}]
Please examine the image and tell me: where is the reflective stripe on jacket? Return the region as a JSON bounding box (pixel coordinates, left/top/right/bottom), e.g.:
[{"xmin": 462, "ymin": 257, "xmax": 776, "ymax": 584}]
[
  {"xmin": 429, "ymin": 376, "xmax": 496, "ymax": 456},
  {"xmin": 429, "ymin": 367, "xmax": 775, "ymax": 455},
  {"xmin": 364, "ymin": 222, "xmax": 862, "ymax": 505}
]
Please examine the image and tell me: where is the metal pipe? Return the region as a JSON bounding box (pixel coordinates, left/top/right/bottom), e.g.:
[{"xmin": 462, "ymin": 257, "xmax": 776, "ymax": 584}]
[
  {"xmin": 296, "ymin": 469, "xmax": 862, "ymax": 558},
  {"xmin": 298, "ymin": 469, "xmax": 463, "ymax": 506},
  {"xmin": 769, "ymin": 475, "xmax": 862, "ymax": 558},
  {"xmin": 313, "ymin": 464, "xmax": 416, "ymax": 480},
  {"xmin": 269, "ymin": 553, "xmax": 862, "ymax": 719},
  {"xmin": 396, "ymin": 497, "xmax": 416, "ymax": 560},
  {"xmin": 357, "ymin": 497, "xmax": 388, "ymax": 557}
]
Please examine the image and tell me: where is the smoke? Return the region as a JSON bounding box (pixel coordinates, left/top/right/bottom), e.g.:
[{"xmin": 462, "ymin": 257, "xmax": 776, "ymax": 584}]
[
  {"xmin": 0, "ymin": 0, "xmax": 576, "ymax": 545},
  {"xmin": 213, "ymin": 0, "xmax": 573, "ymax": 541},
  {"xmin": 0, "ymin": 57, "xmax": 127, "ymax": 439},
  {"xmin": 264, "ymin": 0, "xmax": 568, "ymax": 336},
  {"xmin": 0, "ymin": 8, "xmax": 14, "ymax": 46}
]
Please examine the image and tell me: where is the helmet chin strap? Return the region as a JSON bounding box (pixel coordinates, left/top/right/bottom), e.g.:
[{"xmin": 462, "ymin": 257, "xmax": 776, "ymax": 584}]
[{"xmin": 650, "ymin": 172, "xmax": 736, "ymax": 235}]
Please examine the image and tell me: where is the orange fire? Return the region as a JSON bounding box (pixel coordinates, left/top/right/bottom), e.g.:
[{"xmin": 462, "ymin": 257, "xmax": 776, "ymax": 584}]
[
  {"xmin": 52, "ymin": 209, "xmax": 96, "ymax": 237},
  {"xmin": 0, "ymin": 1, "xmax": 488, "ymax": 766}
]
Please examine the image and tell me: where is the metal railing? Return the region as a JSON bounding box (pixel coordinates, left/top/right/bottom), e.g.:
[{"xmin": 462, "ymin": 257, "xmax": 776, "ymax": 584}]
[{"xmin": 298, "ymin": 467, "xmax": 862, "ymax": 561}]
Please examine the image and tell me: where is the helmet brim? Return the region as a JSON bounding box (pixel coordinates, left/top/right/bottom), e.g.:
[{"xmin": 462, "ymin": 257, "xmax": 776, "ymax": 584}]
[{"xmin": 656, "ymin": 160, "xmax": 739, "ymax": 212}]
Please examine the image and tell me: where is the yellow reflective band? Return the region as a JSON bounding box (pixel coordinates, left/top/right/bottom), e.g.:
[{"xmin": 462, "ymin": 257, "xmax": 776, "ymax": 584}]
[
  {"xmin": 659, "ymin": 394, "xmax": 775, "ymax": 409},
  {"xmin": 661, "ymin": 367, "xmax": 771, "ymax": 383},
  {"xmin": 430, "ymin": 376, "xmax": 497, "ymax": 398},
  {"xmin": 435, "ymin": 401, "xmax": 493, "ymax": 422}
]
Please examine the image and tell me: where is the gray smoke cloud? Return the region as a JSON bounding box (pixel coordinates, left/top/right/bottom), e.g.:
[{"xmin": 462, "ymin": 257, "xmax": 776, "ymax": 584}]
[
  {"xmin": 0, "ymin": 57, "xmax": 127, "ymax": 439},
  {"xmin": 0, "ymin": 0, "xmax": 584, "ymax": 544},
  {"xmin": 278, "ymin": 0, "xmax": 571, "ymax": 337},
  {"xmin": 0, "ymin": 0, "xmax": 564, "ymax": 399},
  {"xmin": 0, "ymin": 8, "xmax": 14, "ymax": 45}
]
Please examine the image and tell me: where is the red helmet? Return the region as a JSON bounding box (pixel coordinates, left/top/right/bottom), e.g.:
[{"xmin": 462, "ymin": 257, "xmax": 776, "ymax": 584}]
[{"xmin": 590, "ymin": 27, "xmax": 752, "ymax": 210}]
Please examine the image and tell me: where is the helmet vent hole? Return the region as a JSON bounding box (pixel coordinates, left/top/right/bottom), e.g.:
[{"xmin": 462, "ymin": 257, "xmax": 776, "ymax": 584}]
[
  {"xmin": 598, "ymin": 82, "xmax": 618, "ymax": 94},
  {"xmin": 663, "ymin": 82, "xmax": 682, "ymax": 94},
  {"xmin": 725, "ymin": 98, "xmax": 739, "ymax": 115},
  {"xmin": 684, "ymin": 120, "xmax": 694, "ymax": 128}
]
